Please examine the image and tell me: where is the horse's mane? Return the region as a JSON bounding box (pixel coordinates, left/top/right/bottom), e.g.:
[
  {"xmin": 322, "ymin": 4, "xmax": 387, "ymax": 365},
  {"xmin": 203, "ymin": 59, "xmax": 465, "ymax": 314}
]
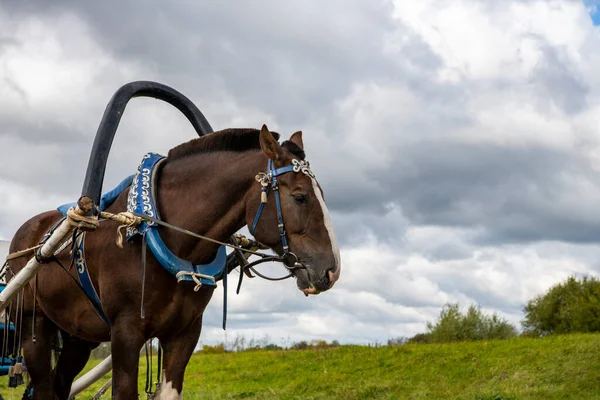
[{"xmin": 168, "ymin": 128, "xmax": 305, "ymax": 161}]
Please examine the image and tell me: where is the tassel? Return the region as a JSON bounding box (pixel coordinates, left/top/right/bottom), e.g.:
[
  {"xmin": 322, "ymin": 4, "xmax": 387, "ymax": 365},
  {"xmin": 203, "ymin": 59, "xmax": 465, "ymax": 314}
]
[
  {"xmin": 8, "ymin": 360, "xmax": 16, "ymax": 387},
  {"xmin": 261, "ymin": 190, "xmax": 268, "ymax": 203},
  {"xmin": 15, "ymin": 360, "xmax": 23, "ymax": 386}
]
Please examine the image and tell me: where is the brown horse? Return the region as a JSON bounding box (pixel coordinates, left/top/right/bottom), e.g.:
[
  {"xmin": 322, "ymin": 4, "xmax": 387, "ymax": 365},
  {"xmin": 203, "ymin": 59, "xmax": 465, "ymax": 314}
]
[{"xmin": 6, "ymin": 125, "xmax": 341, "ymax": 399}]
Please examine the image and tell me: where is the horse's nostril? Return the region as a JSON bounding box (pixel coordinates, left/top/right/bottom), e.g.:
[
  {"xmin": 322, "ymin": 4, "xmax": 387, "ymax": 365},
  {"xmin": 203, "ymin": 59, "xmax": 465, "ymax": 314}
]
[{"xmin": 324, "ymin": 267, "xmax": 335, "ymax": 284}]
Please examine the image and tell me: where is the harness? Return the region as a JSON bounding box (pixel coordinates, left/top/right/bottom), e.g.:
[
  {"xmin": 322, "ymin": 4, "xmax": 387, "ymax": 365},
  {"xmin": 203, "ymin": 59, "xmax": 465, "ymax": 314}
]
[
  {"xmin": 125, "ymin": 152, "xmax": 227, "ymax": 288},
  {"xmin": 250, "ymin": 158, "xmax": 314, "ymax": 270},
  {"xmin": 51, "ymin": 152, "xmax": 315, "ymax": 326}
]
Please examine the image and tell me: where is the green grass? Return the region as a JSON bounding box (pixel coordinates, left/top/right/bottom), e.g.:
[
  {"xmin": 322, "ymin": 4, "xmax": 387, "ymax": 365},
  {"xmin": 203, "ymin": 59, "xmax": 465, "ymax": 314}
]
[{"xmin": 1, "ymin": 333, "xmax": 599, "ymax": 399}]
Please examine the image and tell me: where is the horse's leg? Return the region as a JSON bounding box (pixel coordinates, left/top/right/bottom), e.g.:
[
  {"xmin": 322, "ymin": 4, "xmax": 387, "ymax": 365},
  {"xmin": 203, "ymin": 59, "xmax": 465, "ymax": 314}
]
[
  {"xmin": 110, "ymin": 319, "xmax": 146, "ymax": 399},
  {"xmin": 20, "ymin": 309, "xmax": 59, "ymax": 400},
  {"xmin": 52, "ymin": 332, "xmax": 99, "ymax": 399},
  {"xmin": 154, "ymin": 316, "xmax": 204, "ymax": 400}
]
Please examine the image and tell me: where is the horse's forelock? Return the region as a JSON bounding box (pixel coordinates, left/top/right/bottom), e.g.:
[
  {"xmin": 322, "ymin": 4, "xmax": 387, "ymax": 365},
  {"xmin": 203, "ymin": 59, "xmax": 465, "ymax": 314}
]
[{"xmin": 281, "ymin": 141, "xmax": 305, "ymax": 160}]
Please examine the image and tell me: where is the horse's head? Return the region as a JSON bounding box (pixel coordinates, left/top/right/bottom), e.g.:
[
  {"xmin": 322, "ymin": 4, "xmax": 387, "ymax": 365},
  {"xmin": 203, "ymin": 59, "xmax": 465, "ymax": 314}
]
[{"xmin": 246, "ymin": 124, "xmax": 341, "ymax": 296}]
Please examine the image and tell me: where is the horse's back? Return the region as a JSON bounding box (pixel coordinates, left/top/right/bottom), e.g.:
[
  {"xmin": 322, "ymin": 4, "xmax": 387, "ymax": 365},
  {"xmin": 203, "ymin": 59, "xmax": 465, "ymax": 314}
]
[{"xmin": 9, "ymin": 210, "xmax": 64, "ymax": 273}]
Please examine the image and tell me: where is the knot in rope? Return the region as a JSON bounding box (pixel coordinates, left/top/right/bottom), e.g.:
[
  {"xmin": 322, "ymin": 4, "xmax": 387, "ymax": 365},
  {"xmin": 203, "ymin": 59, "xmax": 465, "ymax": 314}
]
[
  {"xmin": 66, "ymin": 207, "xmax": 99, "ymax": 231},
  {"xmin": 175, "ymin": 271, "xmax": 215, "ymax": 292},
  {"xmin": 99, "ymin": 211, "xmax": 143, "ymax": 248},
  {"xmin": 233, "ymin": 233, "xmax": 268, "ymax": 251}
]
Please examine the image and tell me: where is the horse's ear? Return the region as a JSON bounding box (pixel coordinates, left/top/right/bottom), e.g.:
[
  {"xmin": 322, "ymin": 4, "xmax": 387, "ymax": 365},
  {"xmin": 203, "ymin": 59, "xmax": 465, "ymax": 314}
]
[
  {"xmin": 289, "ymin": 131, "xmax": 304, "ymax": 150},
  {"xmin": 259, "ymin": 124, "xmax": 284, "ymax": 161}
]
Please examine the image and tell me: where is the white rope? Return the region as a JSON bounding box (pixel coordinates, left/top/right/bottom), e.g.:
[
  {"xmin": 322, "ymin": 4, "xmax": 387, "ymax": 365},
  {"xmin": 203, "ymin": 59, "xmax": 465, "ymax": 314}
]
[
  {"xmin": 175, "ymin": 271, "xmax": 215, "ymax": 292},
  {"xmin": 98, "ymin": 211, "xmax": 143, "ymax": 248}
]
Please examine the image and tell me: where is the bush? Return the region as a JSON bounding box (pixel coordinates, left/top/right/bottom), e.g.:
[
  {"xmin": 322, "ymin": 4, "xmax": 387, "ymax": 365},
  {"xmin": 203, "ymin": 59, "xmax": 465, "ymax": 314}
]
[
  {"xmin": 407, "ymin": 333, "xmax": 432, "ymax": 344},
  {"xmin": 522, "ymin": 276, "xmax": 600, "ymax": 336},
  {"xmin": 201, "ymin": 343, "xmax": 227, "ymax": 354},
  {"xmin": 290, "ymin": 340, "xmax": 309, "ymax": 350},
  {"xmin": 288, "ymin": 339, "xmax": 340, "ymax": 350},
  {"xmin": 263, "ymin": 344, "xmax": 283, "ymax": 351},
  {"xmin": 425, "ymin": 303, "xmax": 517, "ymax": 343}
]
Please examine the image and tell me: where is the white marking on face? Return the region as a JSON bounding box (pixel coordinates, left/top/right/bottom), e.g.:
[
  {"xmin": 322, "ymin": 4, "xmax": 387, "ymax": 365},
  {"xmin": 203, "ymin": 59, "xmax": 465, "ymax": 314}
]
[
  {"xmin": 155, "ymin": 375, "xmax": 181, "ymax": 400},
  {"xmin": 311, "ymin": 178, "xmax": 341, "ymax": 278}
]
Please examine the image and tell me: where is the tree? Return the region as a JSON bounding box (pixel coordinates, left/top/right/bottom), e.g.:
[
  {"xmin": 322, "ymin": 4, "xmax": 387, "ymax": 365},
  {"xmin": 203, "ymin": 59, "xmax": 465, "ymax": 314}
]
[
  {"xmin": 424, "ymin": 303, "xmax": 517, "ymax": 343},
  {"xmin": 522, "ymin": 276, "xmax": 600, "ymax": 336}
]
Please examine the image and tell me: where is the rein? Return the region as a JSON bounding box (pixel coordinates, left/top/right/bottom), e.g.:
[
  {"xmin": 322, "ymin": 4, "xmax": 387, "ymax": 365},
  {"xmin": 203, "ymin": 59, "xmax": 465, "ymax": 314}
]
[{"xmin": 129, "ymin": 212, "xmax": 298, "ymax": 285}]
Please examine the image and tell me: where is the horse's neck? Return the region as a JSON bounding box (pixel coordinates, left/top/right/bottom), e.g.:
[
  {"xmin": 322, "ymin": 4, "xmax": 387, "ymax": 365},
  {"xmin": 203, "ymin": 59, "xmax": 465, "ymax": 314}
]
[{"xmin": 156, "ymin": 151, "xmax": 262, "ymax": 264}]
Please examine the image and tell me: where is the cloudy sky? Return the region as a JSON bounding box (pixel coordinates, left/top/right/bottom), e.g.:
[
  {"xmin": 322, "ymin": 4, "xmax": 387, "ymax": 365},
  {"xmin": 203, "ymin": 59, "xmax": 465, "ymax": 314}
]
[{"xmin": 1, "ymin": 0, "xmax": 600, "ymax": 347}]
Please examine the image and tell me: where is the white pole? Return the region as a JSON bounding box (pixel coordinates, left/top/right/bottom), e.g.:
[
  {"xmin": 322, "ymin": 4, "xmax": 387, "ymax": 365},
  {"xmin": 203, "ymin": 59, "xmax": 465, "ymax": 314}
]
[
  {"xmin": 0, "ymin": 222, "xmax": 73, "ymax": 312},
  {"xmin": 0, "ymin": 200, "xmax": 95, "ymax": 313},
  {"xmin": 68, "ymin": 355, "xmax": 113, "ymax": 398},
  {"xmin": 68, "ymin": 344, "xmax": 150, "ymax": 398}
]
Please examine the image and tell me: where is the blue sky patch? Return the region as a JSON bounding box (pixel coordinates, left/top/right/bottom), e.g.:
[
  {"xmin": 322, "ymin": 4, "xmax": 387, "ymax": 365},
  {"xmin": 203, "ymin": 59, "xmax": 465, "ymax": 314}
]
[{"xmin": 585, "ymin": 0, "xmax": 600, "ymax": 25}]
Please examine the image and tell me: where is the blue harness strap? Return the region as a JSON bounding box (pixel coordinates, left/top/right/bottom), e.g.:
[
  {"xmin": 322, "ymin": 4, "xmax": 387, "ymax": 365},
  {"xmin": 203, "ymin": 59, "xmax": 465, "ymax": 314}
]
[
  {"xmin": 250, "ymin": 160, "xmax": 294, "ymax": 246},
  {"xmin": 248, "ymin": 158, "xmax": 315, "ymax": 273},
  {"xmin": 57, "ymin": 174, "xmax": 135, "ymax": 216},
  {"xmin": 73, "ymin": 233, "xmax": 110, "ymax": 324},
  {"xmin": 36, "ymin": 218, "xmax": 110, "ymax": 325}
]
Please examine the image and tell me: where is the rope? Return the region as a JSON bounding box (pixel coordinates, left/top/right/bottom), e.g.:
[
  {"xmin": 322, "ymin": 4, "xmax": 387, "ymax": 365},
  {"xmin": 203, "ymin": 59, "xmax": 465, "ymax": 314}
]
[
  {"xmin": 4, "ymin": 205, "xmax": 100, "ymax": 261},
  {"xmin": 66, "ymin": 207, "xmax": 99, "ymax": 230},
  {"xmin": 98, "ymin": 211, "xmax": 143, "ymax": 248},
  {"xmin": 5, "ymin": 245, "xmax": 43, "ymax": 261},
  {"xmin": 175, "ymin": 271, "xmax": 215, "ymax": 292},
  {"xmin": 3, "ymin": 204, "xmax": 295, "ymax": 291},
  {"xmin": 4, "ymin": 207, "xmax": 267, "ymax": 263},
  {"xmin": 130, "ymin": 212, "xmax": 273, "ymax": 258}
]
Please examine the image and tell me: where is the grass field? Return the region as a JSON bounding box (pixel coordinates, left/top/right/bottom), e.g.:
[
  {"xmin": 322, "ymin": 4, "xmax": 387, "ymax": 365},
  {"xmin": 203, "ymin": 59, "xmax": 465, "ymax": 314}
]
[{"xmin": 1, "ymin": 333, "xmax": 599, "ymax": 399}]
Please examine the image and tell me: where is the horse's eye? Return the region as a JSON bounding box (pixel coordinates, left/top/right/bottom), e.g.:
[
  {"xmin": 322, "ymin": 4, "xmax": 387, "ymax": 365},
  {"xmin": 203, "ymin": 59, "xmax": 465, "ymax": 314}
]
[{"xmin": 293, "ymin": 193, "xmax": 307, "ymax": 204}]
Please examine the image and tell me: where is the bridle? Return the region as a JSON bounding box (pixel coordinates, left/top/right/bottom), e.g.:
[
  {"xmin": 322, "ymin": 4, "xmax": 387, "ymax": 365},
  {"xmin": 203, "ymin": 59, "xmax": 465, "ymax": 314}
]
[
  {"xmin": 249, "ymin": 158, "xmax": 315, "ymax": 271},
  {"xmin": 129, "ymin": 157, "xmax": 315, "ymax": 292}
]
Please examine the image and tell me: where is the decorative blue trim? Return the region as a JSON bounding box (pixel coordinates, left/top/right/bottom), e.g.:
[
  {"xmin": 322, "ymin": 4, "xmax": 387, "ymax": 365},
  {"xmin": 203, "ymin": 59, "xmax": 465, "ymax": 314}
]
[
  {"xmin": 125, "ymin": 153, "xmax": 165, "ymax": 240},
  {"xmin": 126, "ymin": 152, "xmax": 227, "ymax": 287},
  {"xmin": 73, "ymin": 233, "xmax": 110, "ymax": 325}
]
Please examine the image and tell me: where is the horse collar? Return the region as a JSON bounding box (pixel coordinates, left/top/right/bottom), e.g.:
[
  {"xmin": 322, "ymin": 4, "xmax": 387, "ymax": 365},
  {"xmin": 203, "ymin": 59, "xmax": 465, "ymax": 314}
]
[{"xmin": 126, "ymin": 152, "xmax": 227, "ymax": 288}]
